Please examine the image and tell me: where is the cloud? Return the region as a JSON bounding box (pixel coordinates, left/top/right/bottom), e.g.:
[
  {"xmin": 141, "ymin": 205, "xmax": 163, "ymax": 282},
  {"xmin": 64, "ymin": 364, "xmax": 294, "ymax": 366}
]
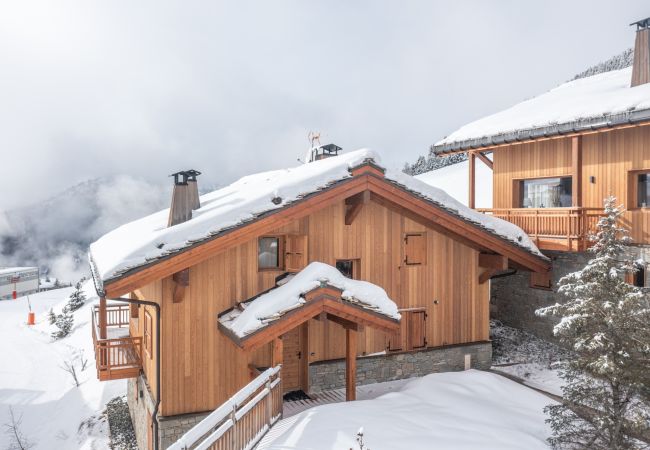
[{"xmin": 0, "ymin": 0, "xmax": 647, "ymax": 214}]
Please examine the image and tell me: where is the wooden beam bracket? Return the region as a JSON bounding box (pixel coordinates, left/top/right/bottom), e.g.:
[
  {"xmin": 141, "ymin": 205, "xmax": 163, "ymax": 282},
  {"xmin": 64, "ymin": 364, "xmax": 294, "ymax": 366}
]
[
  {"xmin": 478, "ymin": 253, "xmax": 508, "ymax": 270},
  {"xmin": 479, "ymin": 269, "xmax": 497, "ymax": 284},
  {"xmin": 172, "ymin": 269, "xmax": 190, "ymax": 303},
  {"xmin": 344, "ymin": 190, "xmax": 370, "ymax": 225},
  {"xmin": 474, "ymin": 151, "xmax": 493, "ymax": 170}
]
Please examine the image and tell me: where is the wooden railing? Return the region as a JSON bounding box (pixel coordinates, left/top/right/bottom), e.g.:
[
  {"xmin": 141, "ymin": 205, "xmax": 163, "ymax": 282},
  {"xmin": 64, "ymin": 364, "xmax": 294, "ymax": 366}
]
[
  {"xmin": 168, "ymin": 365, "xmax": 282, "ymax": 450},
  {"xmin": 92, "ymin": 304, "xmax": 142, "ymax": 381},
  {"xmin": 477, "ymin": 207, "xmax": 604, "ymax": 251}
]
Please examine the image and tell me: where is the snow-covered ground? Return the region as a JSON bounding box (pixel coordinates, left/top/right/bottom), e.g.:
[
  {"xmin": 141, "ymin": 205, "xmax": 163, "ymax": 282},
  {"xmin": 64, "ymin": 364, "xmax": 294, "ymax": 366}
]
[
  {"xmin": 0, "ymin": 284, "xmax": 125, "ymax": 450},
  {"xmin": 415, "ymin": 156, "xmax": 493, "ymax": 208},
  {"xmin": 258, "ymin": 370, "xmax": 554, "ymax": 450},
  {"xmin": 491, "ymin": 320, "xmax": 569, "ymax": 396}
]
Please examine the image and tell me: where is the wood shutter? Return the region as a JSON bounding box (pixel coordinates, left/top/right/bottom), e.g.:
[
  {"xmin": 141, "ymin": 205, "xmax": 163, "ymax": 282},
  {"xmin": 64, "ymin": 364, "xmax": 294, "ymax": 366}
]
[
  {"xmin": 285, "ymin": 235, "xmax": 308, "ymax": 272},
  {"xmin": 408, "ymin": 310, "xmax": 427, "ymax": 349},
  {"xmin": 388, "ymin": 309, "xmax": 427, "ymax": 351},
  {"xmin": 530, "ymin": 271, "xmax": 552, "ymax": 290},
  {"xmin": 404, "ymin": 233, "xmax": 426, "ymax": 265}
]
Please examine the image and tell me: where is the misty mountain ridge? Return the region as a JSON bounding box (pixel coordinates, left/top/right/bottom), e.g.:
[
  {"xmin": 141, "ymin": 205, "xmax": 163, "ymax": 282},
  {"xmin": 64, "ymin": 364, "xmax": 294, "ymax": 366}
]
[{"xmin": 0, "ymin": 175, "xmax": 171, "ymax": 282}]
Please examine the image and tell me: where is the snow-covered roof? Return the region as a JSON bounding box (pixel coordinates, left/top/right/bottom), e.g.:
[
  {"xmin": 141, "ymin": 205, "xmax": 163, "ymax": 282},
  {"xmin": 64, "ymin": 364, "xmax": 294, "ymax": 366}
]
[
  {"xmin": 219, "ymin": 262, "xmax": 400, "ymax": 338},
  {"xmin": 0, "ymin": 267, "xmax": 38, "ymax": 276},
  {"xmin": 434, "ymin": 67, "xmax": 650, "ymax": 154},
  {"xmin": 89, "ymin": 149, "xmax": 546, "ymax": 289}
]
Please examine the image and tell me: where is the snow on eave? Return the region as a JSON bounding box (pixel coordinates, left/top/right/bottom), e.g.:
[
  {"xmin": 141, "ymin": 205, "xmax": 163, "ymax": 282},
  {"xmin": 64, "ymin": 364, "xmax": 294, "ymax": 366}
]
[{"xmin": 433, "ymin": 67, "xmax": 650, "ymax": 154}]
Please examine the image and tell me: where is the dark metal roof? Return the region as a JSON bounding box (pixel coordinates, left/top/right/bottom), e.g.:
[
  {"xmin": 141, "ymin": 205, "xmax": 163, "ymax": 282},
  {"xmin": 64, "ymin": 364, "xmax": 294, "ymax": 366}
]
[
  {"xmin": 432, "ymin": 108, "xmax": 650, "ymax": 155},
  {"xmin": 630, "ymin": 17, "xmax": 650, "ymax": 30}
]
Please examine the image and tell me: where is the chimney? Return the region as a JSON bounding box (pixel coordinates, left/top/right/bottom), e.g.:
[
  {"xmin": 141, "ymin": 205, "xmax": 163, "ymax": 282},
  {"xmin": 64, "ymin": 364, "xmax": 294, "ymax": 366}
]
[
  {"xmin": 168, "ymin": 170, "xmax": 199, "ymax": 227},
  {"xmin": 185, "ymin": 169, "xmax": 202, "ymax": 210},
  {"xmin": 307, "ymin": 143, "xmax": 342, "ymax": 162},
  {"xmin": 631, "ymin": 17, "xmax": 650, "ymax": 87}
]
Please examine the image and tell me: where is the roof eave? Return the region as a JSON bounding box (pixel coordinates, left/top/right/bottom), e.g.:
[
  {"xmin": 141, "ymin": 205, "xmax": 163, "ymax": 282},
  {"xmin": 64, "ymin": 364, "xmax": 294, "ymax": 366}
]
[{"xmin": 433, "ymin": 109, "xmax": 650, "ymax": 155}]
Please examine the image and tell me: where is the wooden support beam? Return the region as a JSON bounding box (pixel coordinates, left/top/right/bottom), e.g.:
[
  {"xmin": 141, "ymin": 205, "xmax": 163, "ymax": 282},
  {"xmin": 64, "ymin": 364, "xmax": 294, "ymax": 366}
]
[
  {"xmin": 272, "ymin": 337, "xmax": 283, "ymax": 367},
  {"xmin": 172, "ymin": 269, "xmax": 190, "ymax": 303},
  {"xmin": 326, "ymin": 313, "xmax": 359, "ymax": 331},
  {"xmin": 478, "ymin": 253, "xmax": 508, "ymax": 270},
  {"xmin": 99, "ymin": 296, "xmax": 107, "ymax": 339},
  {"xmin": 346, "ymin": 328, "xmax": 357, "ymax": 401},
  {"xmin": 475, "ymin": 151, "xmax": 493, "ymax": 170},
  {"xmin": 468, "ymin": 152, "xmax": 476, "ymax": 209},
  {"xmin": 571, "ymin": 136, "xmax": 582, "ymax": 207},
  {"xmin": 479, "ymin": 269, "xmax": 497, "ymax": 284},
  {"xmin": 345, "ymin": 190, "xmax": 370, "ymax": 225}
]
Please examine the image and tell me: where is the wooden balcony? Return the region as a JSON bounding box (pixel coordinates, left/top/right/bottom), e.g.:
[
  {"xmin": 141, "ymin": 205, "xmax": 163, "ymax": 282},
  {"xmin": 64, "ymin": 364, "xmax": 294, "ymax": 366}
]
[
  {"xmin": 477, "ymin": 207, "xmax": 604, "ymax": 252},
  {"xmin": 92, "ymin": 304, "xmax": 142, "ymax": 381}
]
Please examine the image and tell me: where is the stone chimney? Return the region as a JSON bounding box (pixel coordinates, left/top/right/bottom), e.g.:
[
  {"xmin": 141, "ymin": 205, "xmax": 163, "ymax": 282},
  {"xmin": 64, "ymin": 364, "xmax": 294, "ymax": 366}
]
[
  {"xmin": 168, "ymin": 170, "xmax": 200, "ymax": 227},
  {"xmin": 631, "ymin": 17, "xmax": 650, "ymax": 87}
]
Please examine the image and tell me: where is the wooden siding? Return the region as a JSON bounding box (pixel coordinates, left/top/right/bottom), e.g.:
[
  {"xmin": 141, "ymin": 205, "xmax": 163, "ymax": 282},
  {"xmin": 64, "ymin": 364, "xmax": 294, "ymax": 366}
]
[
  {"xmin": 492, "ymin": 126, "xmax": 650, "ymax": 244},
  {"xmin": 140, "ymin": 198, "xmax": 489, "ymax": 417}
]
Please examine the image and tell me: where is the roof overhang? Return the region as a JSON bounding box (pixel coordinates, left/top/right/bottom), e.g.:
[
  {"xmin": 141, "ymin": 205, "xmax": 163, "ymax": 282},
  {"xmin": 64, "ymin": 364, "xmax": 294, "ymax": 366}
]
[
  {"xmin": 97, "ymin": 163, "xmax": 550, "ymax": 298},
  {"xmin": 218, "ymin": 284, "xmax": 400, "ymax": 351},
  {"xmin": 433, "ymin": 111, "xmax": 650, "ymax": 155}
]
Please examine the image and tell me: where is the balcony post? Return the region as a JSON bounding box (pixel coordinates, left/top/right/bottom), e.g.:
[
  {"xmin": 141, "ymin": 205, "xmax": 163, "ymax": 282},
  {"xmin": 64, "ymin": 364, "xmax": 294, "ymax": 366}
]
[
  {"xmin": 468, "ymin": 152, "xmax": 476, "ymax": 209},
  {"xmin": 99, "ymin": 296, "xmax": 107, "ymax": 339},
  {"xmin": 345, "ymin": 328, "xmax": 357, "ymax": 401}
]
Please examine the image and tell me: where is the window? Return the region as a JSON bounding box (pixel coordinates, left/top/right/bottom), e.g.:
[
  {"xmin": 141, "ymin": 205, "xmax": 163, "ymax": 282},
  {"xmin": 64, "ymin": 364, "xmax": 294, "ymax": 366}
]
[
  {"xmin": 404, "ymin": 233, "xmax": 426, "ymax": 265},
  {"xmin": 520, "ymin": 177, "xmax": 572, "ymax": 208},
  {"xmin": 336, "ymin": 259, "xmax": 360, "ymax": 279},
  {"xmin": 633, "ymin": 266, "xmax": 646, "ymax": 287},
  {"xmin": 530, "ymin": 271, "xmax": 552, "ymax": 290},
  {"xmin": 144, "ymin": 311, "xmax": 152, "ymax": 358},
  {"xmin": 258, "ymin": 237, "xmax": 281, "ymax": 270},
  {"xmin": 637, "ymin": 173, "xmax": 650, "ymax": 208}
]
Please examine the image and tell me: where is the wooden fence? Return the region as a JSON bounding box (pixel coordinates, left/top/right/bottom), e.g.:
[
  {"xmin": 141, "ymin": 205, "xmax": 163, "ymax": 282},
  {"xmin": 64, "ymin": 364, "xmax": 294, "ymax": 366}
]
[
  {"xmin": 168, "ymin": 365, "xmax": 283, "ymax": 450},
  {"xmin": 92, "ymin": 304, "xmax": 142, "ymax": 381}
]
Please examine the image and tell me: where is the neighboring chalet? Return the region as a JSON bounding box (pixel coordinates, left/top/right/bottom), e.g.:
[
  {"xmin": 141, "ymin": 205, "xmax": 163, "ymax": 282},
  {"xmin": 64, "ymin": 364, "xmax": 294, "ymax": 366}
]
[
  {"xmin": 431, "ymin": 19, "xmax": 650, "ymax": 339},
  {"xmin": 0, "ymin": 267, "xmax": 39, "ymax": 300},
  {"xmin": 88, "ymin": 148, "xmax": 548, "ymax": 449}
]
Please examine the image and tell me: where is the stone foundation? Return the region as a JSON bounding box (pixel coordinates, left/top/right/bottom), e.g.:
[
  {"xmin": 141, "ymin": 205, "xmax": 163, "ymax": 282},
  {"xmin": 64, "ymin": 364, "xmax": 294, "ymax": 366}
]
[
  {"xmin": 127, "ymin": 376, "xmax": 156, "ymax": 450},
  {"xmin": 491, "ymin": 246, "xmax": 650, "ymax": 342},
  {"xmin": 158, "ymin": 411, "xmax": 209, "ymax": 449},
  {"xmin": 309, "ymin": 341, "xmax": 492, "ymax": 392}
]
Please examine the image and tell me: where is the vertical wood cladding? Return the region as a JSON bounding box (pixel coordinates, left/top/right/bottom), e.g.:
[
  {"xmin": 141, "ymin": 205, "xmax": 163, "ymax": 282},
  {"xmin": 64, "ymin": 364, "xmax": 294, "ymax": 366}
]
[{"xmin": 133, "ymin": 199, "xmax": 488, "ymax": 417}]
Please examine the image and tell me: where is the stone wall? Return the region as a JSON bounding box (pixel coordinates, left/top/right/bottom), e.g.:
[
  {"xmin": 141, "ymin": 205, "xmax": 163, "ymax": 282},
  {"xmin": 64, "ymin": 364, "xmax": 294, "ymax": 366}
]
[
  {"xmin": 309, "ymin": 341, "xmax": 492, "ymax": 392},
  {"xmin": 158, "ymin": 411, "xmax": 209, "ymax": 449},
  {"xmin": 490, "ymin": 250, "xmax": 589, "ymax": 341},
  {"xmin": 491, "ymin": 246, "xmax": 650, "ymax": 342},
  {"xmin": 127, "ymin": 375, "xmax": 156, "ymax": 450}
]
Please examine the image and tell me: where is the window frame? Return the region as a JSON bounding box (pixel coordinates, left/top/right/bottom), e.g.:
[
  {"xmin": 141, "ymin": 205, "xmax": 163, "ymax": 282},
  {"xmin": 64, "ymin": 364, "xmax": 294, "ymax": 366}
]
[
  {"xmin": 143, "ymin": 310, "xmax": 153, "ymax": 359},
  {"xmin": 515, "ymin": 175, "xmax": 574, "ymax": 209},
  {"xmin": 335, "ymin": 259, "xmax": 361, "ymax": 280},
  {"xmin": 530, "ymin": 271, "xmax": 553, "ymax": 291},
  {"xmin": 257, "ymin": 235, "xmax": 285, "ymax": 272},
  {"xmin": 628, "ymin": 169, "xmax": 650, "ymax": 210}
]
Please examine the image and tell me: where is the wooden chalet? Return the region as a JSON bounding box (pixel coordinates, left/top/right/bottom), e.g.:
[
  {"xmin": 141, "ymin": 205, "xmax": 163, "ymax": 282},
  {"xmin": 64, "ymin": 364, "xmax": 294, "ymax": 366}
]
[
  {"xmin": 433, "ymin": 18, "xmax": 650, "ymax": 256},
  {"xmin": 88, "ymin": 147, "xmax": 549, "ymax": 449}
]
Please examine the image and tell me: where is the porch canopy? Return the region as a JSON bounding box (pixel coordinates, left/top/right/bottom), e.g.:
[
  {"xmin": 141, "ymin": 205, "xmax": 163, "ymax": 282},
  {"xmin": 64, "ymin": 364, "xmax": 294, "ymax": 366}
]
[{"xmin": 218, "ymin": 262, "xmax": 401, "ymax": 400}]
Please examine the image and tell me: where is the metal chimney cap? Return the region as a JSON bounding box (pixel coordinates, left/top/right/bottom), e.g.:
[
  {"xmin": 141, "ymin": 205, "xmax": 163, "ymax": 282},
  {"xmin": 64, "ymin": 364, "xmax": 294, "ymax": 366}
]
[
  {"xmin": 630, "ymin": 17, "xmax": 650, "ymax": 30},
  {"xmin": 169, "ymin": 169, "xmax": 202, "ymax": 185}
]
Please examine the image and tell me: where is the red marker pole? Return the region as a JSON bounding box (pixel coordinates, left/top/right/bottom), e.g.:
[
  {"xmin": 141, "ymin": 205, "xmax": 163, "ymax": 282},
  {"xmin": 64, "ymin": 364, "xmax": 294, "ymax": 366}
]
[{"xmin": 12, "ymin": 290, "xmax": 16, "ymax": 300}]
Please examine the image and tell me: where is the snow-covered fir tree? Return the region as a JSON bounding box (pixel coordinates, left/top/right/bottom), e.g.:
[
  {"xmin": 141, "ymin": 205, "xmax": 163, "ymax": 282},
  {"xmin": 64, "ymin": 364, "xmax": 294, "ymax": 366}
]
[
  {"xmin": 66, "ymin": 279, "xmax": 86, "ymax": 312},
  {"xmin": 47, "ymin": 308, "xmax": 57, "ymax": 325},
  {"xmin": 51, "ymin": 310, "xmax": 74, "ymax": 340},
  {"xmin": 536, "ymin": 197, "xmax": 650, "ymax": 449},
  {"xmin": 403, "ymin": 148, "xmax": 467, "ymax": 176}
]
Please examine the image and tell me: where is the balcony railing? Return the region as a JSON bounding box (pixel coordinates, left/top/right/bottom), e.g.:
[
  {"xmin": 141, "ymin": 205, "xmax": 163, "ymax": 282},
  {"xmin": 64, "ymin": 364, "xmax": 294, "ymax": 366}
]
[
  {"xmin": 477, "ymin": 207, "xmax": 604, "ymax": 251},
  {"xmin": 92, "ymin": 304, "xmax": 142, "ymax": 381}
]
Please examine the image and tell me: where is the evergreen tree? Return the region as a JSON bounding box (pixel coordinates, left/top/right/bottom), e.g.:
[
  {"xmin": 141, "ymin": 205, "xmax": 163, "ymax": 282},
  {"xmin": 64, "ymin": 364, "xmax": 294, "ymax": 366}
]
[
  {"xmin": 51, "ymin": 311, "xmax": 74, "ymax": 340},
  {"xmin": 403, "ymin": 147, "xmax": 468, "ymax": 176},
  {"xmin": 536, "ymin": 197, "xmax": 650, "ymax": 449},
  {"xmin": 66, "ymin": 280, "xmax": 87, "ymax": 312},
  {"xmin": 47, "ymin": 308, "xmax": 57, "ymax": 325}
]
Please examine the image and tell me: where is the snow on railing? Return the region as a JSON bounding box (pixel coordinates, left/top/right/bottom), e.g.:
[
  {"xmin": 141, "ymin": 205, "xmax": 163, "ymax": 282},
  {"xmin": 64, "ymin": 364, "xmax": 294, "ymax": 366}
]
[{"xmin": 168, "ymin": 365, "xmax": 282, "ymax": 450}]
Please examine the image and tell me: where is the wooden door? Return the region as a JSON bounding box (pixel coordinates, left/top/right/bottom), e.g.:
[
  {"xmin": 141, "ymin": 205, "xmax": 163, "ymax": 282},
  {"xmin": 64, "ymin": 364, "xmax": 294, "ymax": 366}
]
[
  {"xmin": 408, "ymin": 310, "xmax": 427, "ymax": 349},
  {"xmin": 282, "ymin": 326, "xmax": 303, "ymax": 393}
]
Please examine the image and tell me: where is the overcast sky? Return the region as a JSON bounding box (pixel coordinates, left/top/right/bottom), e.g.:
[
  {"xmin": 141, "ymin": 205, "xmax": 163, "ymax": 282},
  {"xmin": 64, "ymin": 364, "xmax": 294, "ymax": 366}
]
[{"xmin": 0, "ymin": 1, "xmax": 648, "ymax": 210}]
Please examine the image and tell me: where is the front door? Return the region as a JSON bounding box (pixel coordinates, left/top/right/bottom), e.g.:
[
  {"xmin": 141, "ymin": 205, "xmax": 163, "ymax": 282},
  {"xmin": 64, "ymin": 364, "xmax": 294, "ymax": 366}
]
[{"xmin": 282, "ymin": 326, "xmax": 304, "ymax": 393}]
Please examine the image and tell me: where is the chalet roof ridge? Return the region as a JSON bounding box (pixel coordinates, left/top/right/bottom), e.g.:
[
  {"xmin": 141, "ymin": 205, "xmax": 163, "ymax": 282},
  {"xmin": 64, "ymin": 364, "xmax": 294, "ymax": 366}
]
[
  {"xmin": 433, "ymin": 66, "xmax": 650, "ymax": 154},
  {"xmin": 89, "ymin": 149, "xmax": 548, "ymax": 297}
]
